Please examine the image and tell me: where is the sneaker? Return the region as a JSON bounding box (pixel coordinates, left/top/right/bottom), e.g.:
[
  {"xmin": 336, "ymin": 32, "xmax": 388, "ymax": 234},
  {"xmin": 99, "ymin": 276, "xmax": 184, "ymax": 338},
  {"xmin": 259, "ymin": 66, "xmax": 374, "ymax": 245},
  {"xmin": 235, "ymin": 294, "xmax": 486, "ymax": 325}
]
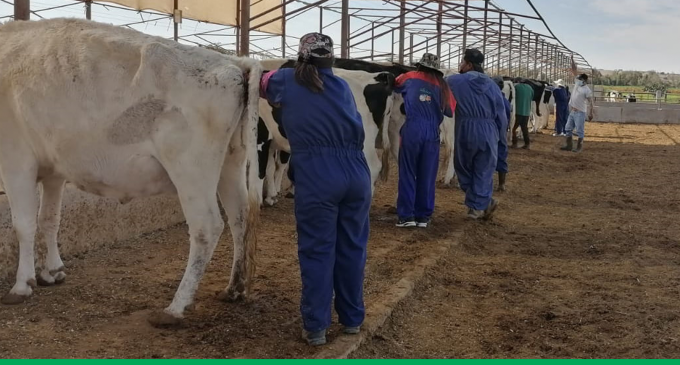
[
  {"xmin": 302, "ymin": 329, "xmax": 327, "ymax": 346},
  {"xmin": 396, "ymin": 218, "xmax": 416, "ymax": 228},
  {"xmin": 416, "ymin": 217, "xmax": 430, "ymax": 228},
  {"xmin": 467, "ymin": 208, "xmax": 484, "ymax": 220},
  {"xmin": 343, "ymin": 326, "xmax": 361, "ymax": 335}
]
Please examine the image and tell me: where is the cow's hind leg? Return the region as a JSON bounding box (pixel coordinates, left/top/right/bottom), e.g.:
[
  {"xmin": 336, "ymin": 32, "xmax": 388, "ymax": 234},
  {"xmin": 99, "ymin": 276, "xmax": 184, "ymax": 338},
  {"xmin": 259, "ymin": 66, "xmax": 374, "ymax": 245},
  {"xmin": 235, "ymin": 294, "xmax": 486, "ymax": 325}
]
[
  {"xmin": 36, "ymin": 176, "xmax": 67, "ymax": 287},
  {"xmin": 216, "ymin": 152, "xmax": 252, "ymax": 302},
  {"xmin": 1, "ymin": 160, "xmax": 39, "ymax": 304},
  {"xmin": 147, "ymin": 152, "xmax": 225, "ymax": 327},
  {"xmin": 262, "ymin": 146, "xmax": 278, "ymax": 207}
]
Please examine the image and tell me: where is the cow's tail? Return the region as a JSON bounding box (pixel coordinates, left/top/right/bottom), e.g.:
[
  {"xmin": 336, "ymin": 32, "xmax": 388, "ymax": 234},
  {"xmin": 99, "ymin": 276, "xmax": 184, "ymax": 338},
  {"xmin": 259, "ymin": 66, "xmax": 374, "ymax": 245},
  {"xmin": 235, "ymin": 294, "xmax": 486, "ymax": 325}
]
[
  {"xmin": 379, "ymin": 114, "xmax": 391, "ymax": 183},
  {"xmin": 239, "ymin": 57, "xmax": 263, "ymax": 294}
]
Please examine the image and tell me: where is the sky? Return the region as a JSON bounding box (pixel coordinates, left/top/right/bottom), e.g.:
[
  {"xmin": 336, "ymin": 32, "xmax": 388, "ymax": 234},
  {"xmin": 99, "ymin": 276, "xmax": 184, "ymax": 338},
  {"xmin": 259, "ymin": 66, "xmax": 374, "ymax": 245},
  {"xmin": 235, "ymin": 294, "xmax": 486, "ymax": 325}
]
[{"xmin": 1, "ymin": 0, "xmax": 679, "ymax": 73}]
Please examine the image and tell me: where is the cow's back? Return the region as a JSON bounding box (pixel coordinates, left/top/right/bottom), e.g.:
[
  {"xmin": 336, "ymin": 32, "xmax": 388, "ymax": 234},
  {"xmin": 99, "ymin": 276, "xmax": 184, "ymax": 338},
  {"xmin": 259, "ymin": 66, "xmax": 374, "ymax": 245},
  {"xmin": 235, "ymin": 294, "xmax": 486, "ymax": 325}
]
[{"xmin": 0, "ymin": 18, "xmax": 251, "ymax": 199}]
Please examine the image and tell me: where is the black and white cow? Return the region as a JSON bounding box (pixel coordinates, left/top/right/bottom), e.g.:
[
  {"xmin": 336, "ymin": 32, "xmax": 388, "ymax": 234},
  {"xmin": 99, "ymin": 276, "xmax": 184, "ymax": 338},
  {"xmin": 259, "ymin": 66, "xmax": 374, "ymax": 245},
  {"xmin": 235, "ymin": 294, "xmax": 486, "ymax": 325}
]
[
  {"xmin": 510, "ymin": 77, "xmax": 552, "ymax": 134},
  {"xmin": 533, "ymin": 86, "xmax": 554, "ymax": 131},
  {"xmin": 256, "ymin": 58, "xmax": 396, "ymax": 205},
  {"xmin": 335, "ymin": 60, "xmax": 458, "ymax": 187}
]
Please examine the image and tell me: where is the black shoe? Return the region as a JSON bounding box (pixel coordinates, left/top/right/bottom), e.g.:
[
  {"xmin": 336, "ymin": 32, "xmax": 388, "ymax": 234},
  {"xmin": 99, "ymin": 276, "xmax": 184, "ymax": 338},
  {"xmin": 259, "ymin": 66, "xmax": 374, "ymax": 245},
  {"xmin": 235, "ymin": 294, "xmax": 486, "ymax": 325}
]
[
  {"xmin": 560, "ymin": 136, "xmax": 573, "ymax": 151},
  {"xmin": 467, "ymin": 208, "xmax": 484, "ymax": 220},
  {"xmin": 302, "ymin": 329, "xmax": 327, "ymax": 346},
  {"xmin": 572, "ymin": 138, "xmax": 583, "ymax": 153},
  {"xmin": 343, "ymin": 326, "xmax": 361, "ymax": 334},
  {"xmin": 482, "ymin": 199, "xmax": 499, "ymax": 221},
  {"xmin": 497, "ymin": 172, "xmax": 507, "ymax": 192},
  {"xmin": 416, "ymin": 217, "xmax": 430, "ymax": 228},
  {"xmin": 396, "ymin": 218, "xmax": 416, "ymax": 228}
]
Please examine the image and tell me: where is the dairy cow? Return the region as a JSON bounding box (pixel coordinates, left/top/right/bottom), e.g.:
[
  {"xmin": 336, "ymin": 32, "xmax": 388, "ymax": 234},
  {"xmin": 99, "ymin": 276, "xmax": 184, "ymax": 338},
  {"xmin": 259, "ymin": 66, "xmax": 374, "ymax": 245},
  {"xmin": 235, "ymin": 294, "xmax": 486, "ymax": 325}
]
[
  {"xmin": 533, "ymin": 87, "xmax": 554, "ymax": 131},
  {"xmin": 335, "ymin": 60, "xmax": 458, "ymax": 187},
  {"xmin": 0, "ymin": 18, "xmax": 262, "ymax": 326},
  {"xmin": 500, "ymin": 79, "xmax": 517, "ymax": 141},
  {"xmin": 257, "ymin": 58, "xmax": 396, "ymax": 204}
]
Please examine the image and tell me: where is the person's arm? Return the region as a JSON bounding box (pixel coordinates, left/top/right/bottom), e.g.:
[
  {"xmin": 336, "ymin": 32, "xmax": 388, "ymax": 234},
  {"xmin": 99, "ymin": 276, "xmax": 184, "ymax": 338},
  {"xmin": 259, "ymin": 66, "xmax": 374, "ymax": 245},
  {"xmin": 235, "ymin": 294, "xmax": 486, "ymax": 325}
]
[
  {"xmin": 443, "ymin": 88, "xmax": 456, "ymax": 118},
  {"xmin": 586, "ymin": 88, "xmax": 595, "ymax": 121},
  {"xmin": 260, "ymin": 69, "xmax": 285, "ymax": 108},
  {"xmin": 393, "ymin": 72, "xmax": 409, "ymax": 94}
]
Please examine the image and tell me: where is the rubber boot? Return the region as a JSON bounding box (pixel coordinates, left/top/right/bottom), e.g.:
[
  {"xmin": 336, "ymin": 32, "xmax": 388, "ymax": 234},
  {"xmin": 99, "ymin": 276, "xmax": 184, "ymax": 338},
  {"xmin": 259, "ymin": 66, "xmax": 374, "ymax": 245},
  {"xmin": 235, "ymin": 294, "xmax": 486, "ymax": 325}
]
[
  {"xmin": 572, "ymin": 138, "xmax": 583, "ymax": 153},
  {"xmin": 560, "ymin": 136, "xmax": 573, "ymax": 151},
  {"xmin": 497, "ymin": 172, "xmax": 506, "ymax": 192},
  {"xmin": 482, "ymin": 199, "xmax": 499, "ymax": 221}
]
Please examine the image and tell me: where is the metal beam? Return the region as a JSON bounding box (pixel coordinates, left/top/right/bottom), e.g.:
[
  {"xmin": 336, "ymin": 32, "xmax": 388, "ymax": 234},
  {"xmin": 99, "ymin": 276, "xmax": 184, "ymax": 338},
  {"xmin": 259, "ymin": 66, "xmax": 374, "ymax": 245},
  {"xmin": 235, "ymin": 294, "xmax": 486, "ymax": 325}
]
[
  {"xmin": 281, "ymin": 1, "xmax": 286, "ymax": 57},
  {"xmin": 436, "ymin": 0, "xmax": 443, "ymax": 58},
  {"xmin": 462, "ymin": 0, "xmax": 468, "ymax": 51},
  {"xmin": 173, "ymin": 0, "xmax": 179, "ymax": 41},
  {"xmin": 398, "ymin": 0, "xmax": 406, "ymax": 64},
  {"xmin": 482, "ymin": 0, "xmax": 489, "ymax": 54},
  {"xmin": 14, "ymin": 0, "xmax": 30, "ymax": 20},
  {"xmin": 341, "ymin": 0, "xmax": 349, "ymax": 57},
  {"xmin": 239, "ymin": 0, "xmax": 250, "ymax": 56},
  {"xmin": 85, "ymin": 0, "xmax": 91, "ymax": 19},
  {"xmin": 496, "ymin": 12, "xmax": 502, "ymax": 75}
]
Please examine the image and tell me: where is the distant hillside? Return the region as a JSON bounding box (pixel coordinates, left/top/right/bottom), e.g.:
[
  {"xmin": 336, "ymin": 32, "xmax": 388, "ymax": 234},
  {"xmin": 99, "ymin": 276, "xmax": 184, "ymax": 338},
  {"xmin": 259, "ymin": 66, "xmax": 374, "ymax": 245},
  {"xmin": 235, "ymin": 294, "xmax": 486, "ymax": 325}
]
[{"xmin": 593, "ymin": 69, "xmax": 680, "ymax": 90}]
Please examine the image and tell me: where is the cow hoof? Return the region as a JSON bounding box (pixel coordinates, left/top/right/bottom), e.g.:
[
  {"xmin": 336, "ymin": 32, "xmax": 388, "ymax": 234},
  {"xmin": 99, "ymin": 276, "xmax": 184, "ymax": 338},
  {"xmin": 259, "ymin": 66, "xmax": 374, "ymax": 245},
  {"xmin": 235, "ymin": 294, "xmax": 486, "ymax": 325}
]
[
  {"xmin": 217, "ymin": 288, "xmax": 246, "ymax": 303},
  {"xmin": 37, "ymin": 269, "xmax": 66, "ymax": 287},
  {"xmin": 147, "ymin": 311, "xmax": 182, "ymax": 328},
  {"xmin": 285, "ymin": 192, "xmax": 295, "ymax": 199},
  {"xmin": 386, "ymin": 206, "xmax": 398, "ymax": 215},
  {"xmin": 263, "ymin": 197, "xmax": 277, "ymax": 207},
  {"xmin": 53, "ymin": 271, "xmax": 67, "ymax": 285},
  {"xmin": 1, "ymin": 293, "xmax": 29, "ymax": 305},
  {"xmin": 37, "ymin": 275, "xmax": 55, "ymax": 287}
]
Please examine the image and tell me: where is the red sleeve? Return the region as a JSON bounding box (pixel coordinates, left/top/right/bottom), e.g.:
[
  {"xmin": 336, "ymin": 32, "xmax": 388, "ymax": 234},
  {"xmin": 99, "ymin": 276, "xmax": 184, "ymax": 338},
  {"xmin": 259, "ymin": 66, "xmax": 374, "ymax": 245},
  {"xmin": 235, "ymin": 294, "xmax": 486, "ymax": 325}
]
[
  {"xmin": 449, "ymin": 91, "xmax": 457, "ymax": 113},
  {"xmin": 395, "ymin": 72, "xmax": 409, "ymax": 88}
]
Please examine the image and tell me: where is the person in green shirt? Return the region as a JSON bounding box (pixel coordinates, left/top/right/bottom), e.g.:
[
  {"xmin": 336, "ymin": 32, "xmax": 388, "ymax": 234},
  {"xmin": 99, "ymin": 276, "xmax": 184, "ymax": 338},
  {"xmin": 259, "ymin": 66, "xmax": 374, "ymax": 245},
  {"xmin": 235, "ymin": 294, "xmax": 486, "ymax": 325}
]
[{"xmin": 512, "ymin": 82, "xmax": 534, "ymax": 149}]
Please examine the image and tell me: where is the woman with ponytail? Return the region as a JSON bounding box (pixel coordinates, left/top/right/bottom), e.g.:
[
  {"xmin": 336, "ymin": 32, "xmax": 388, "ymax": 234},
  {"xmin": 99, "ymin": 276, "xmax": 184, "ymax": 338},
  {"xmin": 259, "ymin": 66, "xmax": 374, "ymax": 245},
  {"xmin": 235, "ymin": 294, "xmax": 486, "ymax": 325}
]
[
  {"xmin": 393, "ymin": 53, "xmax": 456, "ymax": 229},
  {"xmin": 259, "ymin": 33, "xmax": 371, "ymax": 346},
  {"xmin": 446, "ymin": 49, "xmax": 508, "ymax": 220}
]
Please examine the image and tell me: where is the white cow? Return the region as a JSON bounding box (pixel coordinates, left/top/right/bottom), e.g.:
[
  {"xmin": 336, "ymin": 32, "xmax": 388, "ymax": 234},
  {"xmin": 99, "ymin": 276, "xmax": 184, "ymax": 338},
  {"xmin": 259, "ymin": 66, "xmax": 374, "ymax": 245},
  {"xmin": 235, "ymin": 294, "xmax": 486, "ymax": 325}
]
[
  {"xmin": 607, "ymin": 90, "xmax": 621, "ymax": 102},
  {"xmin": 0, "ymin": 18, "xmax": 262, "ymax": 326},
  {"xmin": 502, "ymin": 80, "xmax": 517, "ymax": 142}
]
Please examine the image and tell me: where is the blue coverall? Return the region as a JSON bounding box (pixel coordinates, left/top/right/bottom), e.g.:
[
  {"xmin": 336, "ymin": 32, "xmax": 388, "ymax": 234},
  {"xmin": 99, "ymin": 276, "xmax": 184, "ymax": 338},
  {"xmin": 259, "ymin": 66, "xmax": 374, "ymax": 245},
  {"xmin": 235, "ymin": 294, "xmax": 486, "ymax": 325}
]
[
  {"xmin": 394, "ymin": 71, "xmax": 455, "ymax": 221},
  {"xmin": 446, "ymin": 71, "xmax": 508, "ymax": 211},
  {"xmin": 553, "ymin": 86, "xmax": 570, "ymax": 135},
  {"xmin": 261, "ymin": 67, "xmax": 372, "ymax": 333},
  {"xmin": 497, "ymin": 97, "xmax": 511, "ymax": 174}
]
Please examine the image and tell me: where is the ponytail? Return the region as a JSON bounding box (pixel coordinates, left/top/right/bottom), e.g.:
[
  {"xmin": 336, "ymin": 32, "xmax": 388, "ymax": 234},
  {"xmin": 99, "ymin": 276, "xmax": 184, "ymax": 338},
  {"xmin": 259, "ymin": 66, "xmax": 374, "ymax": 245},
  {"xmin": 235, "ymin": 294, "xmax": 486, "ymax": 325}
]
[{"xmin": 294, "ymin": 57, "xmax": 325, "ymax": 93}]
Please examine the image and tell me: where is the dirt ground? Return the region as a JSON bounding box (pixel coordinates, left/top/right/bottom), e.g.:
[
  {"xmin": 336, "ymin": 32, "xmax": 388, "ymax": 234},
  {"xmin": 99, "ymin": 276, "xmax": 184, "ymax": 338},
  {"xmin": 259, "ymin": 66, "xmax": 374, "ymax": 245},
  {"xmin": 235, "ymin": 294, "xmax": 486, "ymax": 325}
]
[{"xmin": 1, "ymin": 122, "xmax": 680, "ymax": 358}]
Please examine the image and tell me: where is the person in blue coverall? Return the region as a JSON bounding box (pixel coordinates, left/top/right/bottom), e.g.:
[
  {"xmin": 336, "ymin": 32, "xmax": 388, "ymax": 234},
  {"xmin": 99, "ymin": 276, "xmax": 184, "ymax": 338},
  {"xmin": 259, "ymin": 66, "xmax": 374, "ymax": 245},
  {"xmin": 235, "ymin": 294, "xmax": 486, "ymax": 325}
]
[
  {"xmin": 552, "ymin": 79, "xmax": 570, "ymax": 137},
  {"xmin": 446, "ymin": 49, "xmax": 508, "ymax": 220},
  {"xmin": 492, "ymin": 76, "xmax": 510, "ymax": 192},
  {"xmin": 260, "ymin": 33, "xmax": 371, "ymax": 346},
  {"xmin": 394, "ymin": 53, "xmax": 456, "ymax": 228}
]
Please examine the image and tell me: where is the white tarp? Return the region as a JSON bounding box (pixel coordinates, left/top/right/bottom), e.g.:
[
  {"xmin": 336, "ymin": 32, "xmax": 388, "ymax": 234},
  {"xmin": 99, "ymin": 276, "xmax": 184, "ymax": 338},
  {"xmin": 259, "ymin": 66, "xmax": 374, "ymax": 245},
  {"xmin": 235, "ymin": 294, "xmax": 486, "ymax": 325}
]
[{"xmin": 94, "ymin": 0, "xmax": 283, "ymax": 35}]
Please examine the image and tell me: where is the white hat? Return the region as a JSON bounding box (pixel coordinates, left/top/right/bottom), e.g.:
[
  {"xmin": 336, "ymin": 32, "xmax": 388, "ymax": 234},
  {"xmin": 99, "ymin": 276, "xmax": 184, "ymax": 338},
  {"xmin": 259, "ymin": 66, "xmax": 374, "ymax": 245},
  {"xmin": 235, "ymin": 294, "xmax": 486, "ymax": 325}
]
[{"xmin": 553, "ymin": 79, "xmax": 564, "ymax": 87}]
